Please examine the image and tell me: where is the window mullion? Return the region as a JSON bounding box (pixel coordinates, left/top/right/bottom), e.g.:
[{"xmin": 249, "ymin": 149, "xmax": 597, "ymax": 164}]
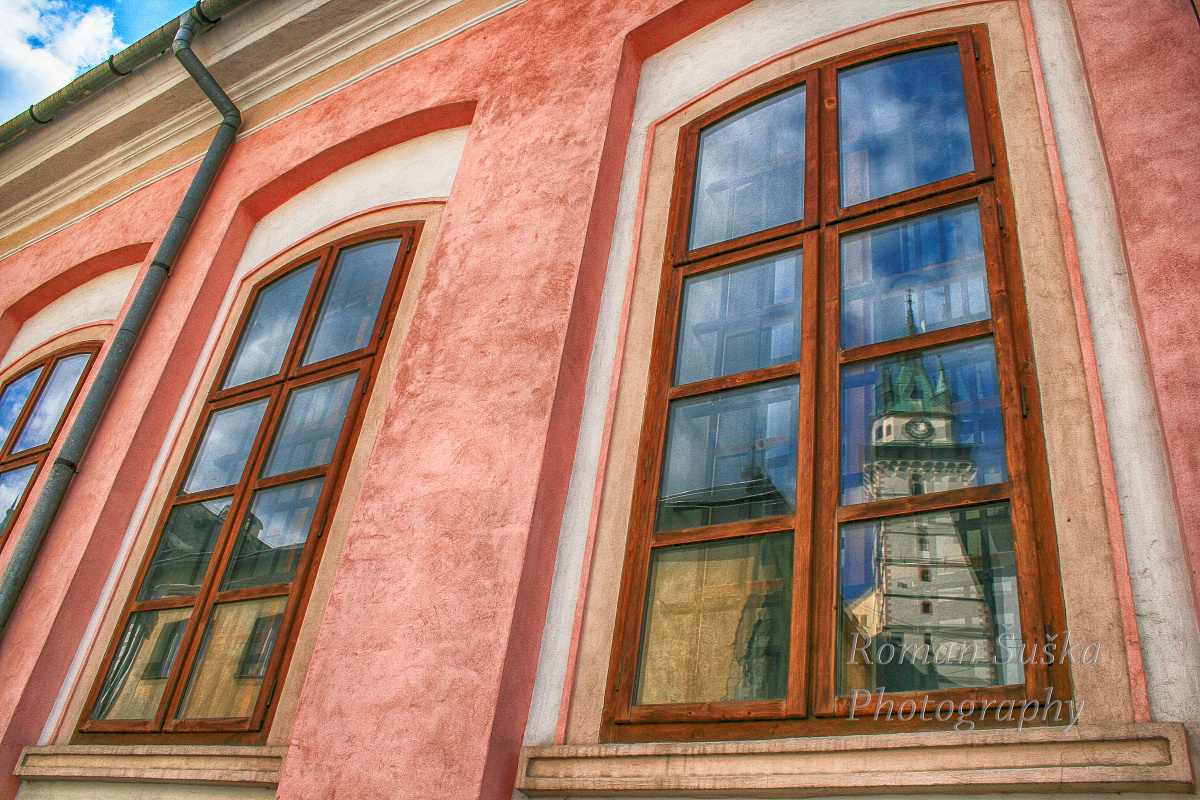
[
  {"xmin": 976, "ymin": 186, "xmax": 1052, "ymax": 700},
  {"xmin": 785, "ymin": 230, "xmax": 821, "ymax": 717},
  {"xmin": 811, "ymin": 225, "xmax": 842, "ymax": 716},
  {"xmin": 817, "ymin": 63, "xmax": 841, "ymax": 227}
]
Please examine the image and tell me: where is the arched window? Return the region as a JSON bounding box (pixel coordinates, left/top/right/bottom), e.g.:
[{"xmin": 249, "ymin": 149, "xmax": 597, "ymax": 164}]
[
  {"xmin": 605, "ymin": 28, "xmax": 1060, "ymax": 738},
  {"xmin": 81, "ymin": 224, "xmax": 420, "ymax": 734},
  {"xmin": 0, "ymin": 344, "xmax": 98, "ymax": 549}
]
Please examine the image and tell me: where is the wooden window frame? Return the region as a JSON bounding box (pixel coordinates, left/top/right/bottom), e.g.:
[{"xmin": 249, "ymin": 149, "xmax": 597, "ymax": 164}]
[
  {"xmin": 76, "ymin": 223, "xmax": 422, "ymax": 743},
  {"xmin": 603, "ymin": 27, "xmax": 1068, "ymax": 743},
  {"xmin": 0, "ymin": 342, "xmax": 99, "ymax": 552}
]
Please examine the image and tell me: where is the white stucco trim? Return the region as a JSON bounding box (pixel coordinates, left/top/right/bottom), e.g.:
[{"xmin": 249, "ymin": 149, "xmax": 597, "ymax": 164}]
[
  {"xmin": 1, "ymin": 266, "xmax": 139, "ymax": 367},
  {"xmin": 234, "ymin": 126, "xmax": 468, "ymax": 277},
  {"xmin": 1026, "ymin": 0, "xmax": 1200, "ymax": 725}
]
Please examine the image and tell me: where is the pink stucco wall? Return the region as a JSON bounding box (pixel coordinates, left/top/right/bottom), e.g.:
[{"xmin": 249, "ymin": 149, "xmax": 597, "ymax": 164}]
[
  {"xmin": 0, "ymin": 1, "xmax": 750, "ymax": 798},
  {"xmin": 1065, "ymin": 0, "xmax": 1200, "ymax": 625},
  {"xmin": 1, "ymin": 1, "xmax": 1195, "ymax": 798}
]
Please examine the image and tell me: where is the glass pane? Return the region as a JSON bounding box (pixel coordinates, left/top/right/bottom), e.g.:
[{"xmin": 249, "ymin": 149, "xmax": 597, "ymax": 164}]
[
  {"xmin": 689, "ymin": 86, "xmax": 806, "ymax": 250},
  {"xmin": 657, "ymin": 379, "xmax": 798, "ymax": 532},
  {"xmin": 89, "ymin": 607, "xmax": 193, "ymax": 720},
  {"xmin": 11, "ymin": 352, "xmax": 90, "ymax": 452},
  {"xmin": 222, "ymin": 478, "xmax": 324, "ymax": 591},
  {"xmin": 636, "ymin": 533, "xmax": 792, "ymax": 705},
  {"xmin": 302, "ymin": 238, "xmax": 401, "ymax": 366},
  {"xmin": 674, "ymin": 249, "xmax": 802, "ymax": 386},
  {"xmin": 181, "ymin": 398, "xmax": 270, "ymax": 495},
  {"xmin": 137, "ymin": 497, "xmax": 233, "ymax": 601},
  {"xmin": 177, "ymin": 595, "xmax": 287, "ymax": 719},
  {"xmin": 261, "ymin": 373, "xmax": 357, "ymax": 478},
  {"xmin": 222, "ymin": 261, "xmax": 318, "ymax": 389},
  {"xmin": 840, "ymin": 339, "xmax": 1006, "ymax": 506},
  {"xmin": 0, "ymin": 464, "xmax": 36, "ymax": 533},
  {"xmin": 838, "ymin": 502, "xmax": 1022, "ymax": 694},
  {"xmin": 0, "ymin": 367, "xmax": 42, "ymax": 451},
  {"xmin": 842, "ymin": 204, "xmax": 989, "ymax": 349},
  {"xmin": 839, "ymin": 46, "xmax": 973, "ymax": 206}
]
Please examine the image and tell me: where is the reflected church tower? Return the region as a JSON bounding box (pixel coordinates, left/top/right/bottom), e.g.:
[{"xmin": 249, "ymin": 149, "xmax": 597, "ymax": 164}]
[{"xmin": 846, "ymin": 296, "xmax": 1001, "ymax": 690}]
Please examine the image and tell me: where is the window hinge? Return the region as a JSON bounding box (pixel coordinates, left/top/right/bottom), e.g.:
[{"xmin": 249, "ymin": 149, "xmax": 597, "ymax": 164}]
[
  {"xmin": 317, "ymin": 512, "xmax": 328, "ymax": 538},
  {"xmin": 996, "ymin": 203, "xmax": 1006, "ymax": 230},
  {"xmin": 1020, "ymin": 385, "xmax": 1030, "ymax": 418},
  {"xmin": 405, "ymin": 237, "xmax": 413, "ymax": 254},
  {"xmin": 266, "ymin": 679, "xmax": 278, "ymax": 708},
  {"xmin": 378, "ymin": 318, "xmax": 389, "ymax": 340},
  {"xmin": 362, "ymin": 376, "xmax": 370, "ymax": 395},
  {"xmin": 974, "ymin": 40, "xmax": 981, "ymax": 60},
  {"xmin": 989, "ymin": 144, "xmax": 996, "ymax": 167}
]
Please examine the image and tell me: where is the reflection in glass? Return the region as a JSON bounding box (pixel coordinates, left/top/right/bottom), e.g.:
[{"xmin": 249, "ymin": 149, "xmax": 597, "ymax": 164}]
[
  {"xmin": 842, "ymin": 204, "xmax": 989, "ymax": 349},
  {"xmin": 222, "ymin": 262, "xmax": 318, "ymax": 389},
  {"xmin": 11, "ymin": 353, "xmax": 90, "ymax": 452},
  {"xmin": 261, "ymin": 373, "xmax": 356, "ymax": 477},
  {"xmin": 177, "ymin": 596, "xmax": 287, "ymax": 719},
  {"xmin": 657, "ymin": 380, "xmax": 798, "ymax": 532},
  {"xmin": 0, "ymin": 368, "xmax": 41, "ymax": 451},
  {"xmin": 674, "ymin": 249, "xmax": 802, "ymax": 386},
  {"xmin": 137, "ymin": 497, "xmax": 233, "ymax": 601},
  {"xmin": 142, "ymin": 619, "xmax": 188, "ymax": 679},
  {"xmin": 636, "ymin": 533, "xmax": 792, "ymax": 704},
  {"xmin": 689, "ymin": 86, "xmax": 806, "ymax": 250},
  {"xmin": 839, "ymin": 46, "xmax": 973, "ymax": 206},
  {"xmin": 90, "ymin": 607, "xmax": 193, "ymax": 720},
  {"xmin": 838, "ymin": 503, "xmax": 1022, "ymax": 694},
  {"xmin": 302, "ymin": 239, "xmax": 401, "ymax": 366},
  {"xmin": 181, "ymin": 398, "xmax": 269, "ymax": 495},
  {"xmin": 236, "ymin": 612, "xmax": 284, "ymax": 678},
  {"xmin": 840, "ymin": 339, "xmax": 1006, "ymax": 506},
  {"xmin": 222, "ymin": 478, "xmax": 323, "ymax": 591},
  {"xmin": 0, "ymin": 464, "xmax": 35, "ymax": 532}
]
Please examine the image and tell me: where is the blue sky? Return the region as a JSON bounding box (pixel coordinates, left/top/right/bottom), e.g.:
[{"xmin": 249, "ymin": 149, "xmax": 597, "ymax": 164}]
[{"xmin": 0, "ymin": 0, "xmax": 192, "ymax": 123}]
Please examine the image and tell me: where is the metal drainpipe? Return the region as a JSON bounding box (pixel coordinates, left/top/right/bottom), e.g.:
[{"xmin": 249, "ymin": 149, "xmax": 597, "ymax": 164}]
[{"xmin": 0, "ymin": 10, "xmax": 241, "ymax": 635}]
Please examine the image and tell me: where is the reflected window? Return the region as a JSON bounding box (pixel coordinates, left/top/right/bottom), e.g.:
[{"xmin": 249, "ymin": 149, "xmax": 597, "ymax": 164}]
[
  {"xmin": 0, "ymin": 344, "xmax": 97, "ymax": 549},
  {"xmin": 841, "ymin": 203, "xmax": 989, "ymax": 349},
  {"xmin": 689, "ymin": 86, "xmax": 806, "ymax": 250},
  {"xmin": 675, "ymin": 250, "xmax": 802, "ymax": 385},
  {"xmin": 657, "ymin": 380, "xmax": 799, "ymax": 532},
  {"xmin": 86, "ymin": 225, "xmax": 419, "ymax": 732}
]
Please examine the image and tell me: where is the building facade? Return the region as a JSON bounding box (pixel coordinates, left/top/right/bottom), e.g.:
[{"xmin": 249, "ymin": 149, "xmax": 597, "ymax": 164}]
[{"xmin": 0, "ymin": 0, "xmax": 1197, "ymax": 797}]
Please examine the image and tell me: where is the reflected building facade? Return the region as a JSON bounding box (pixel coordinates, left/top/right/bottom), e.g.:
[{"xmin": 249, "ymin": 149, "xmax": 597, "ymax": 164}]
[{"xmin": 842, "ymin": 325, "xmax": 1021, "ymax": 693}]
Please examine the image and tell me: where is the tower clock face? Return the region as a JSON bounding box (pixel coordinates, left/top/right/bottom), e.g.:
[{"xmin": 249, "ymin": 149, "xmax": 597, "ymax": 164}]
[{"xmin": 905, "ymin": 418, "xmax": 936, "ymax": 440}]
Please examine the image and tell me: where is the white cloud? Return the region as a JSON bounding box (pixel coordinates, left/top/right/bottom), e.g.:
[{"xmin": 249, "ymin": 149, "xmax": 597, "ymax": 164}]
[{"xmin": 0, "ymin": 0, "xmax": 125, "ymax": 123}]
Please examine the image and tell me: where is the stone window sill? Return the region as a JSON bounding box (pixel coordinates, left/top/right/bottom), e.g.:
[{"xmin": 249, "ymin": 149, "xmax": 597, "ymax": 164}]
[
  {"xmin": 517, "ymin": 723, "xmax": 1193, "ymax": 796},
  {"xmin": 14, "ymin": 745, "xmax": 287, "ymax": 788}
]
